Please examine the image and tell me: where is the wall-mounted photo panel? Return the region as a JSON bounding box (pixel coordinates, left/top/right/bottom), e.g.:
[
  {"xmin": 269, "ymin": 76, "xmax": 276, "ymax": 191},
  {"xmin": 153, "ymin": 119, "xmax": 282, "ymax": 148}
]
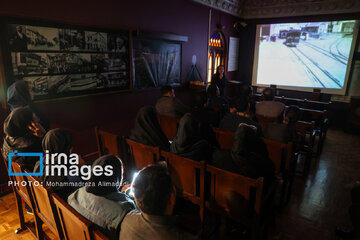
[{"xmin": 4, "ymin": 23, "xmax": 131, "ymax": 100}]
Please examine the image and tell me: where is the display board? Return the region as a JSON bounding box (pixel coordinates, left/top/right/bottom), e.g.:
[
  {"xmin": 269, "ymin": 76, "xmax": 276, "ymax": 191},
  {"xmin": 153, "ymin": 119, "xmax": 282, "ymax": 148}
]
[{"xmin": 3, "ymin": 23, "xmax": 131, "ymax": 100}]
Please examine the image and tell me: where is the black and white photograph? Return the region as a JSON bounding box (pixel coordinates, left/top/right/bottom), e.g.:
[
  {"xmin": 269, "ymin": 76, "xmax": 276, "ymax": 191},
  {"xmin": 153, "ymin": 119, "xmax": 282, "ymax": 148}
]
[
  {"xmin": 106, "ymin": 53, "xmax": 127, "ymax": 72},
  {"xmin": 47, "ymin": 53, "xmax": 92, "ymax": 74},
  {"xmin": 104, "ymin": 72, "xmax": 129, "ymax": 88},
  {"xmin": 26, "ymin": 26, "xmax": 60, "ymax": 51},
  {"xmin": 85, "ymin": 31, "xmax": 108, "ymax": 52},
  {"xmin": 133, "ymin": 38, "xmax": 181, "ymax": 89},
  {"xmin": 8, "ymin": 24, "xmax": 28, "ymax": 51},
  {"xmin": 23, "ymin": 76, "xmax": 48, "ymax": 96},
  {"xmin": 91, "ymin": 54, "xmax": 107, "ymax": 72},
  {"xmin": 108, "ymin": 33, "xmax": 128, "ymax": 53},
  {"xmin": 11, "ymin": 52, "xmax": 48, "ymax": 75},
  {"xmin": 71, "ymin": 73, "xmax": 107, "ymax": 91},
  {"xmin": 59, "ymin": 29, "xmax": 85, "ymax": 51}
]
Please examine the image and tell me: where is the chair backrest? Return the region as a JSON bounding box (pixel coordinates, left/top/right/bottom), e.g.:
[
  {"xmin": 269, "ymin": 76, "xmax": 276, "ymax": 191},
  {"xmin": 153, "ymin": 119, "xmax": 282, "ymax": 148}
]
[
  {"xmin": 299, "ymin": 108, "xmax": 327, "ymax": 129},
  {"xmin": 27, "ymin": 175, "xmax": 63, "ymax": 239},
  {"xmin": 255, "ymin": 114, "xmax": 279, "ymax": 131},
  {"xmin": 205, "ymin": 164, "xmax": 264, "ymax": 217},
  {"xmin": 10, "ymin": 161, "xmax": 33, "ymax": 206},
  {"xmin": 52, "ymin": 193, "xmax": 93, "ymax": 240},
  {"xmin": 157, "ymin": 114, "xmax": 180, "ymax": 140},
  {"xmin": 126, "ymin": 139, "xmax": 160, "ymax": 170},
  {"xmin": 262, "ymin": 138, "xmax": 292, "ymax": 178},
  {"xmin": 212, "ymin": 127, "xmax": 234, "ymax": 150},
  {"xmin": 93, "ymin": 230, "xmax": 109, "ymax": 240},
  {"xmin": 95, "ymin": 127, "xmax": 122, "ymax": 158},
  {"xmin": 160, "ymin": 150, "xmax": 205, "ymax": 206}
]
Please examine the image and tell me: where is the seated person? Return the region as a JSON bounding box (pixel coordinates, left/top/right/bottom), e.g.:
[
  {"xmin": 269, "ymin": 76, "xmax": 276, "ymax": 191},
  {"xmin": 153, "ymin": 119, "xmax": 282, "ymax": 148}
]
[
  {"xmin": 130, "ymin": 106, "xmax": 170, "ymax": 151},
  {"xmin": 3, "ymin": 106, "xmax": 45, "ymax": 170},
  {"xmin": 68, "ymin": 155, "xmax": 135, "ymax": 238},
  {"xmin": 170, "ymin": 113, "xmax": 212, "ymax": 161},
  {"xmin": 211, "ymin": 124, "xmax": 275, "ymax": 189},
  {"xmin": 206, "ymin": 84, "xmax": 229, "ymax": 111},
  {"xmin": 155, "ymin": 85, "xmax": 190, "ymax": 118},
  {"xmin": 219, "ymin": 96, "xmax": 262, "ymax": 136},
  {"xmin": 240, "ymin": 83, "xmax": 255, "ymax": 118},
  {"xmin": 264, "ymin": 105, "xmax": 300, "ymax": 143},
  {"xmin": 33, "ymin": 129, "xmax": 82, "ymax": 200},
  {"xmin": 7, "ymin": 80, "xmax": 50, "ymax": 130},
  {"xmin": 120, "ymin": 164, "xmax": 198, "ymax": 240},
  {"xmin": 255, "ymin": 87, "xmax": 285, "ymax": 118}
]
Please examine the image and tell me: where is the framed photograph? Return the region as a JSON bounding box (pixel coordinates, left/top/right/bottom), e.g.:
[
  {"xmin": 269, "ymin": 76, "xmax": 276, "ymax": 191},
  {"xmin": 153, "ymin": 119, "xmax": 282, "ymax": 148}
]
[{"xmin": 4, "ymin": 22, "xmax": 131, "ymax": 100}]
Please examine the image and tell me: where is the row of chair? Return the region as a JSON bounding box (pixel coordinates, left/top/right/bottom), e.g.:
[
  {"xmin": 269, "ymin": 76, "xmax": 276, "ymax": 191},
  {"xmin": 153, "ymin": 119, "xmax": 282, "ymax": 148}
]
[
  {"xmin": 6, "ymin": 157, "xmax": 109, "ymax": 240},
  {"xmin": 125, "ymin": 140, "xmax": 268, "ymax": 240}
]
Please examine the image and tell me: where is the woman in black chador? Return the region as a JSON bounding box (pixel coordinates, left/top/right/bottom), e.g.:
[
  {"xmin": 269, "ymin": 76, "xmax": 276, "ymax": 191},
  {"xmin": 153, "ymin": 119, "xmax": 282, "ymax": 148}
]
[
  {"xmin": 7, "ymin": 80, "xmax": 50, "ymax": 130},
  {"xmin": 211, "ymin": 65, "xmax": 227, "ymax": 97},
  {"xmin": 170, "ymin": 113, "xmax": 211, "ymax": 161},
  {"xmin": 129, "ymin": 106, "xmax": 170, "ymax": 151}
]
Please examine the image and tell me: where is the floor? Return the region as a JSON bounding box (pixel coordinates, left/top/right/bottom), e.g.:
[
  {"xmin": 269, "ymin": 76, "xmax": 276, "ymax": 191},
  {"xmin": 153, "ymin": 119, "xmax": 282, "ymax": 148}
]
[{"xmin": 0, "ymin": 129, "xmax": 359, "ymax": 240}]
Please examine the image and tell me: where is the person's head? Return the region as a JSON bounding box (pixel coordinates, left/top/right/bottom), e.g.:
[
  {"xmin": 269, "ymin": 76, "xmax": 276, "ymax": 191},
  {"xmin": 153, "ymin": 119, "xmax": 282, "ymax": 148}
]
[
  {"xmin": 3, "ymin": 106, "xmax": 35, "ymax": 138},
  {"xmin": 174, "ymin": 113, "xmax": 199, "ymax": 147},
  {"xmin": 86, "ymin": 155, "xmax": 123, "ymax": 196},
  {"xmin": 207, "ymin": 84, "xmax": 220, "ymax": 98},
  {"xmin": 7, "ymin": 80, "xmax": 34, "ymax": 110},
  {"xmin": 42, "ymin": 129, "xmax": 73, "ymax": 155},
  {"xmin": 230, "ymin": 95, "xmax": 250, "ymax": 113},
  {"xmin": 132, "ymin": 164, "xmax": 175, "ymax": 216},
  {"xmin": 262, "ymin": 87, "xmax": 274, "ymax": 101},
  {"xmin": 216, "ymin": 65, "xmax": 225, "ymax": 75},
  {"xmin": 241, "ymin": 84, "xmax": 253, "ymax": 97},
  {"xmin": 161, "ymin": 85, "xmax": 175, "ymax": 97},
  {"xmin": 232, "ymin": 125, "xmax": 259, "ymax": 156},
  {"xmin": 283, "ymin": 105, "xmax": 300, "ymax": 125}
]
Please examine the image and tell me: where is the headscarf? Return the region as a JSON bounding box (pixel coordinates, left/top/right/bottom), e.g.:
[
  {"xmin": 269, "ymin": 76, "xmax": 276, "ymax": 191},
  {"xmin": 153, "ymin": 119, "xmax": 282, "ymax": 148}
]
[
  {"xmin": 170, "ymin": 113, "xmax": 210, "ymax": 160},
  {"xmin": 129, "ymin": 106, "xmax": 170, "ymax": 151},
  {"xmin": 230, "ymin": 125, "xmax": 274, "ymax": 181},
  {"xmin": 42, "ymin": 129, "xmax": 73, "ymax": 155},
  {"xmin": 86, "ymin": 155, "xmax": 123, "ymax": 196},
  {"xmin": 7, "ymin": 80, "xmax": 31, "ymax": 111},
  {"xmin": 3, "ymin": 106, "xmax": 33, "ymax": 138}
]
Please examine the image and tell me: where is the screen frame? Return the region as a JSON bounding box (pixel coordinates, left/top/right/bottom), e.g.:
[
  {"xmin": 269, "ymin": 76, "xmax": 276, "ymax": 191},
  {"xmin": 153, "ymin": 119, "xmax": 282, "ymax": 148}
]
[{"xmin": 252, "ymin": 20, "xmax": 359, "ymax": 95}]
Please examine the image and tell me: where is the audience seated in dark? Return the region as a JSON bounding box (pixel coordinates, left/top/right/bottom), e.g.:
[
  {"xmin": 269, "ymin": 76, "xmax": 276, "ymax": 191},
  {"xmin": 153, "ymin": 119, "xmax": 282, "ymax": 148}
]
[
  {"xmin": 7, "ymin": 80, "xmax": 50, "ymax": 130},
  {"xmin": 211, "ymin": 125, "xmax": 275, "ymax": 188},
  {"xmin": 170, "ymin": 113, "xmax": 212, "ymax": 161},
  {"xmin": 68, "ymin": 155, "xmax": 135, "ymax": 238},
  {"xmin": 256, "ymin": 87, "xmax": 285, "ymax": 118},
  {"xmin": 33, "ymin": 129, "xmax": 82, "ymax": 200},
  {"xmin": 120, "ymin": 164, "xmax": 198, "ymax": 240},
  {"xmin": 206, "ymin": 84, "xmax": 229, "ymax": 111},
  {"xmin": 130, "ymin": 105, "xmax": 170, "ymax": 151},
  {"xmin": 2, "ymin": 106, "xmax": 45, "ymax": 170},
  {"xmin": 240, "ymin": 83, "xmax": 255, "ymax": 118},
  {"xmin": 155, "ymin": 85, "xmax": 190, "ymax": 118},
  {"xmin": 264, "ymin": 105, "xmax": 300, "ymax": 143},
  {"xmin": 219, "ymin": 96, "xmax": 262, "ymax": 136},
  {"xmin": 191, "ymin": 94, "xmax": 220, "ymax": 147}
]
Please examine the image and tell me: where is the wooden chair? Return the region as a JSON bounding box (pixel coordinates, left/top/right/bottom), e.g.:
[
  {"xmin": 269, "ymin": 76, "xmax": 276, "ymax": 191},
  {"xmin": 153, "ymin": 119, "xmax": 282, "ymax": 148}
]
[
  {"xmin": 95, "ymin": 126, "xmax": 124, "ymax": 158},
  {"xmin": 299, "ymin": 108, "xmax": 328, "ymax": 156},
  {"xmin": 212, "ymin": 127, "xmax": 234, "ymax": 150},
  {"xmin": 296, "ymin": 121, "xmax": 316, "ymax": 175},
  {"xmin": 52, "ymin": 193, "xmax": 93, "ymax": 240},
  {"xmin": 157, "ymin": 114, "xmax": 180, "ymax": 140},
  {"xmin": 27, "ymin": 174, "xmax": 64, "ymax": 239},
  {"xmin": 262, "ymin": 138, "xmax": 294, "ymax": 204},
  {"xmin": 255, "ymin": 114, "xmax": 279, "ymax": 132},
  {"xmin": 205, "ymin": 165, "xmax": 264, "ymax": 240},
  {"xmin": 160, "ymin": 150, "xmax": 205, "ymax": 223},
  {"xmin": 10, "ymin": 161, "xmax": 42, "ymax": 238},
  {"xmin": 126, "ymin": 139, "xmax": 160, "ymax": 170},
  {"xmin": 93, "ymin": 230, "xmax": 109, "ymax": 240}
]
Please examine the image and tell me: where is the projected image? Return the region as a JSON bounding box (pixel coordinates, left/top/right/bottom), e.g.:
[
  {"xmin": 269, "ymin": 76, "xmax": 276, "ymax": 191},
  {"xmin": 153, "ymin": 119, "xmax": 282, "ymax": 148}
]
[{"xmin": 256, "ymin": 20, "xmax": 357, "ymax": 89}]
